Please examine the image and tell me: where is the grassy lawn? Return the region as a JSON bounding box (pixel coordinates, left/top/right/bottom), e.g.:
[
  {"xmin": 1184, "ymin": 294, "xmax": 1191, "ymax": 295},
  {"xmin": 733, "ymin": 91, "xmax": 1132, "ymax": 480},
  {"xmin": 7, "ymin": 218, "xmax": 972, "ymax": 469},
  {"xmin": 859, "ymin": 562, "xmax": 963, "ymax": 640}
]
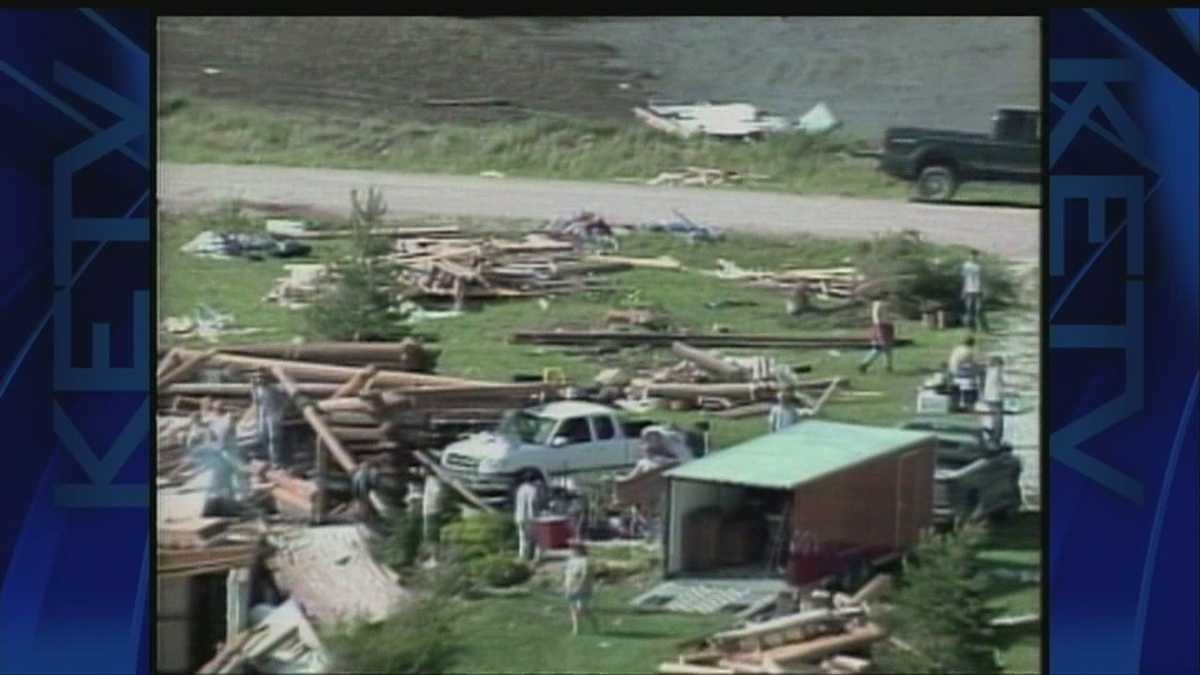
[
  {"xmin": 979, "ymin": 512, "xmax": 1042, "ymax": 674},
  {"xmin": 159, "ymin": 210, "xmax": 1023, "ymax": 443},
  {"xmin": 160, "ymin": 209, "xmax": 1039, "ymax": 672},
  {"xmin": 160, "ymin": 96, "xmax": 1040, "ymax": 206},
  {"xmin": 448, "ymin": 583, "xmax": 727, "ymax": 673}
]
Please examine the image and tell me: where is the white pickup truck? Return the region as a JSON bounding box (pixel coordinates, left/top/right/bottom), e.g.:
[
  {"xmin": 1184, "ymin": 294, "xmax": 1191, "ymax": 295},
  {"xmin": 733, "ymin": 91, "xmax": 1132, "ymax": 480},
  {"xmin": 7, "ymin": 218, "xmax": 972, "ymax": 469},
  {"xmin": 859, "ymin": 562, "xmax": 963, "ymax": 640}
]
[{"xmin": 439, "ymin": 401, "xmax": 696, "ymax": 504}]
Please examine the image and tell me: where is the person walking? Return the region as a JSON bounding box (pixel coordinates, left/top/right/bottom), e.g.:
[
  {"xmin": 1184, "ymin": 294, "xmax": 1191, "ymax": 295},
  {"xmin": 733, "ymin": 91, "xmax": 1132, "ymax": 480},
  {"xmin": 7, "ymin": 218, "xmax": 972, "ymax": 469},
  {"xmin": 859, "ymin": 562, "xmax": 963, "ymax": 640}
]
[
  {"xmin": 961, "ymin": 250, "xmax": 989, "ymax": 332},
  {"xmin": 768, "ymin": 390, "xmax": 801, "ymax": 433},
  {"xmin": 982, "ymin": 355, "xmax": 1007, "ymax": 447},
  {"xmin": 858, "ymin": 297, "xmax": 895, "ymax": 373},
  {"xmin": 422, "ymin": 470, "xmax": 444, "ymax": 562},
  {"xmin": 250, "ymin": 371, "xmax": 288, "ymax": 470},
  {"xmin": 514, "ymin": 474, "xmax": 543, "ymax": 563},
  {"xmin": 563, "ymin": 541, "xmax": 599, "ymax": 636}
]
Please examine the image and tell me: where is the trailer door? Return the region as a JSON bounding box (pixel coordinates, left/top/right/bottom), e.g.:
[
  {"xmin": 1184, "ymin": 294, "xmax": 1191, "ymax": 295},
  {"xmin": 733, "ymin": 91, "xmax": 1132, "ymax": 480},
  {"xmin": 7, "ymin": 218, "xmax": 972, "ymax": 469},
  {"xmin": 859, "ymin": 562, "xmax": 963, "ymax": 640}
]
[{"xmin": 895, "ymin": 450, "xmax": 921, "ymax": 548}]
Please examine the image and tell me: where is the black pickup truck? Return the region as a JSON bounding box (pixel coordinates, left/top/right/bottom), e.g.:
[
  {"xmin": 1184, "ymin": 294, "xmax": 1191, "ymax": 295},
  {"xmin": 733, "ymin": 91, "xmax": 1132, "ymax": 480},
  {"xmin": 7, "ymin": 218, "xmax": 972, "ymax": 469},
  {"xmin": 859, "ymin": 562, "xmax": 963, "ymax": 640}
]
[{"xmin": 875, "ymin": 106, "xmax": 1040, "ymax": 201}]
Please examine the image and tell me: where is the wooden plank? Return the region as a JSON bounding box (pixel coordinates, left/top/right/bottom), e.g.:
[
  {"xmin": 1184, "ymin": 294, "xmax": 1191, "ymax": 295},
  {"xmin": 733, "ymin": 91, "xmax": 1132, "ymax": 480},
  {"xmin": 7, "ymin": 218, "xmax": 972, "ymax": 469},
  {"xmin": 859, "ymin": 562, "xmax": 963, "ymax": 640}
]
[
  {"xmin": 425, "ymin": 97, "xmax": 511, "ymax": 107},
  {"xmin": 848, "ymin": 574, "xmax": 892, "ymax": 604},
  {"xmin": 413, "ymin": 450, "xmax": 496, "ymax": 514},
  {"xmin": 990, "ymin": 613, "xmax": 1039, "ymax": 627},
  {"xmin": 760, "ymin": 623, "xmax": 887, "ymax": 668},
  {"xmin": 673, "ymin": 342, "xmax": 747, "ymax": 380},
  {"xmin": 172, "ymin": 347, "xmax": 482, "ymax": 388},
  {"xmin": 658, "ymin": 664, "xmax": 735, "ymax": 675},
  {"xmin": 811, "ymin": 378, "xmax": 843, "ymax": 416},
  {"xmin": 712, "ymin": 402, "xmax": 775, "ymax": 419},
  {"xmin": 270, "ymin": 366, "xmax": 358, "ymax": 474},
  {"xmin": 158, "ymin": 348, "xmax": 218, "ymax": 388},
  {"xmin": 584, "ymin": 254, "xmax": 684, "ymax": 270}
]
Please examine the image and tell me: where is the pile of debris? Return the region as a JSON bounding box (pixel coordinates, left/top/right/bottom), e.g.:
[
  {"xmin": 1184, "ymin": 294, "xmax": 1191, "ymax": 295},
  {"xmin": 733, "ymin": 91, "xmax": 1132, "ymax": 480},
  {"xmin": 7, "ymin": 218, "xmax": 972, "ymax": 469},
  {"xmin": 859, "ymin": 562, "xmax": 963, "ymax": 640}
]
[
  {"xmin": 648, "ymin": 167, "xmax": 772, "ymax": 188},
  {"xmin": 663, "ymin": 580, "xmax": 892, "ymax": 675},
  {"xmin": 157, "ymin": 341, "xmax": 567, "ymax": 521},
  {"xmin": 704, "ymin": 261, "xmax": 864, "ymax": 301},
  {"xmin": 389, "ymin": 231, "xmax": 631, "ymax": 304},
  {"xmin": 632, "ymin": 100, "xmax": 840, "ymax": 140}
]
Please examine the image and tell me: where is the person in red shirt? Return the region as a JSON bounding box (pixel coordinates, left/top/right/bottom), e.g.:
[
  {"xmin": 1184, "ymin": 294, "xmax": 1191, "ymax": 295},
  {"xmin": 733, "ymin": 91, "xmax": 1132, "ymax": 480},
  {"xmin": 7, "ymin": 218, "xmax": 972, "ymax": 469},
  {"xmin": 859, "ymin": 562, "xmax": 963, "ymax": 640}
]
[{"xmin": 858, "ymin": 296, "xmax": 895, "ymax": 373}]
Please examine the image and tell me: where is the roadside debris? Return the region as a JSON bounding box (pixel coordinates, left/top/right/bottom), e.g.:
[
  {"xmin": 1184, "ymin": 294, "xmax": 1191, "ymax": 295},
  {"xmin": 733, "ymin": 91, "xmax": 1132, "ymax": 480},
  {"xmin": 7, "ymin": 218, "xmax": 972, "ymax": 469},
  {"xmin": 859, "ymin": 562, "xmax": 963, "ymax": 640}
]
[
  {"xmin": 664, "ymin": 587, "xmax": 888, "ymax": 674},
  {"xmin": 633, "ymin": 100, "xmax": 840, "ymax": 140},
  {"xmin": 648, "ymin": 167, "xmax": 772, "ymax": 188},
  {"xmin": 181, "ymin": 230, "xmax": 312, "ymax": 260}
]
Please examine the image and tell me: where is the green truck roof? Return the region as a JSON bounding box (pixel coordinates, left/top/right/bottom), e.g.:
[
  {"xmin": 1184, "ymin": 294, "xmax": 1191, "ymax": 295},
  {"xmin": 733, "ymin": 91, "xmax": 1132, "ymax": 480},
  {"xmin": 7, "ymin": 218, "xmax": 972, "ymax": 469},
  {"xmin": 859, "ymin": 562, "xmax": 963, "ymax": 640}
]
[{"xmin": 664, "ymin": 419, "xmax": 935, "ymax": 490}]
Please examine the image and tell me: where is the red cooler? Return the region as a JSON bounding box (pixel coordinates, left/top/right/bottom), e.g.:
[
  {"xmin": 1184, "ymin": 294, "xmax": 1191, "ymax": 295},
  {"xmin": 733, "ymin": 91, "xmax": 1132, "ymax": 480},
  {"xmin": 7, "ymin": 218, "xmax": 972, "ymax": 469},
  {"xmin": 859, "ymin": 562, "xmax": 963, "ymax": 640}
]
[{"xmin": 534, "ymin": 516, "xmax": 573, "ymax": 550}]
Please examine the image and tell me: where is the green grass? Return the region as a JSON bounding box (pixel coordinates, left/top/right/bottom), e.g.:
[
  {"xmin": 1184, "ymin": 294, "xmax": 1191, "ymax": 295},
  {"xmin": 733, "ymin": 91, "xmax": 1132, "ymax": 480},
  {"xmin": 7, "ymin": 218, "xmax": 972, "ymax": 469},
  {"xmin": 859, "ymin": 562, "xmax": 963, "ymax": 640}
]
[
  {"xmin": 448, "ymin": 583, "xmax": 729, "ymax": 673},
  {"xmin": 160, "ymin": 210, "xmax": 1027, "ymax": 444},
  {"xmin": 160, "ymin": 95, "xmax": 1039, "ymax": 205},
  {"xmin": 978, "ymin": 512, "xmax": 1042, "ymax": 674}
]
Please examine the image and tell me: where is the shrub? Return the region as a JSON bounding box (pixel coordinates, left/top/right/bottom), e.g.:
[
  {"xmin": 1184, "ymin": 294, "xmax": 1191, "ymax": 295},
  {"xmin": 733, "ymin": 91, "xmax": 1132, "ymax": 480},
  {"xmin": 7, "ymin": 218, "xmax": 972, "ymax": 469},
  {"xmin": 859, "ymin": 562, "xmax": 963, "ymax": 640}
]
[
  {"xmin": 304, "ymin": 259, "xmax": 410, "ymax": 341},
  {"xmin": 441, "ymin": 512, "xmax": 517, "ymax": 561},
  {"xmin": 854, "ymin": 233, "xmax": 1017, "ymax": 319},
  {"xmin": 375, "ymin": 509, "xmax": 424, "ymax": 569},
  {"xmin": 871, "ymin": 524, "xmax": 1002, "ymax": 674},
  {"xmin": 325, "ymin": 592, "xmax": 459, "ymax": 674},
  {"xmin": 465, "ymin": 554, "xmax": 532, "ymax": 588}
]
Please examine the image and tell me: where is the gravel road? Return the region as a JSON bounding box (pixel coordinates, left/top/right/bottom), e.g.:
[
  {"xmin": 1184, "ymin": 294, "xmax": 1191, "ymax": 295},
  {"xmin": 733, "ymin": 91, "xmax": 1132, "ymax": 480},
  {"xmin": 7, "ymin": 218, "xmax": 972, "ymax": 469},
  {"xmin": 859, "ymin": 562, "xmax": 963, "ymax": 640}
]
[{"xmin": 160, "ymin": 163, "xmax": 1038, "ymax": 259}]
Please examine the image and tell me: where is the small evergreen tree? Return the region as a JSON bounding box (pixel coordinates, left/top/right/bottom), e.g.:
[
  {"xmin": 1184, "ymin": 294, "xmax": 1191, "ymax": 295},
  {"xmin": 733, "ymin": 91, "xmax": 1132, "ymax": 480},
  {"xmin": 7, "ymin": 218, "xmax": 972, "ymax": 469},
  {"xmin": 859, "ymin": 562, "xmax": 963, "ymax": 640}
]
[
  {"xmin": 305, "ymin": 187, "xmax": 410, "ymax": 341},
  {"xmin": 872, "ymin": 524, "xmax": 1002, "ymax": 674}
]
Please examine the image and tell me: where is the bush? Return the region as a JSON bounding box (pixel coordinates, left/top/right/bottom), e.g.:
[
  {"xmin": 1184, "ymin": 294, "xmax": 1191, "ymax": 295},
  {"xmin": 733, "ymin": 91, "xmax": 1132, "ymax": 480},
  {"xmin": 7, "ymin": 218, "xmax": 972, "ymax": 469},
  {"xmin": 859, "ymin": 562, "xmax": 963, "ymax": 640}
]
[
  {"xmin": 441, "ymin": 512, "xmax": 517, "ymax": 561},
  {"xmin": 375, "ymin": 509, "xmax": 424, "ymax": 569},
  {"xmin": 305, "ymin": 259, "xmax": 410, "ymax": 341},
  {"xmin": 465, "ymin": 554, "xmax": 532, "ymax": 588},
  {"xmin": 871, "ymin": 524, "xmax": 1002, "ymax": 674},
  {"xmin": 854, "ymin": 233, "xmax": 1017, "ymax": 319},
  {"xmin": 325, "ymin": 593, "xmax": 460, "ymax": 674}
]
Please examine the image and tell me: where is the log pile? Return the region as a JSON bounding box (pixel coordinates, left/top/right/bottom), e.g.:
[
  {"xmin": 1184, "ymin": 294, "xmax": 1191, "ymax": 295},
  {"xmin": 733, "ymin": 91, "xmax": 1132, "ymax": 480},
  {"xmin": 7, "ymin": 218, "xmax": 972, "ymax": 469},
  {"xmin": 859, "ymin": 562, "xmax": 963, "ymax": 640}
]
[
  {"xmin": 389, "ymin": 232, "xmax": 630, "ymax": 302},
  {"xmin": 156, "ymin": 343, "xmax": 567, "ymax": 523},
  {"xmin": 664, "ymin": 584, "xmax": 891, "ymax": 675}
]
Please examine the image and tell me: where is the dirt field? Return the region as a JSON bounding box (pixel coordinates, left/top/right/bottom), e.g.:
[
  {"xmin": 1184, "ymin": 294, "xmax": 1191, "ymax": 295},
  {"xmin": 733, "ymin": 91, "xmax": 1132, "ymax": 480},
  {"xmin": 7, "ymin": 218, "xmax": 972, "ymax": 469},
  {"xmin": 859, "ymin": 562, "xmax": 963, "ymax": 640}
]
[{"xmin": 158, "ymin": 16, "xmax": 1040, "ymax": 136}]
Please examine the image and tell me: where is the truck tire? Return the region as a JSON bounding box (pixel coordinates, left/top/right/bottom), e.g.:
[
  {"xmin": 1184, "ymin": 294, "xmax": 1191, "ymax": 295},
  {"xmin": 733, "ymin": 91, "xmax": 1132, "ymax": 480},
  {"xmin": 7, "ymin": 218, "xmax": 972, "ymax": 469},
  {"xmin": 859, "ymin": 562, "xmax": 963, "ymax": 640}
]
[{"xmin": 914, "ymin": 165, "xmax": 959, "ymax": 202}]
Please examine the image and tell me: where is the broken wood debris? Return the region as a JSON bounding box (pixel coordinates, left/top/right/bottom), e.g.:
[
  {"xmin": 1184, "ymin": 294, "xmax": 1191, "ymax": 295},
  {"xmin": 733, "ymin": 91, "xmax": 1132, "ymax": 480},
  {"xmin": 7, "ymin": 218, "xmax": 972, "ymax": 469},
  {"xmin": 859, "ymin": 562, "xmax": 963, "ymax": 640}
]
[
  {"xmin": 666, "ymin": 588, "xmax": 888, "ymax": 675},
  {"xmin": 513, "ymin": 331, "xmax": 913, "ymax": 350}
]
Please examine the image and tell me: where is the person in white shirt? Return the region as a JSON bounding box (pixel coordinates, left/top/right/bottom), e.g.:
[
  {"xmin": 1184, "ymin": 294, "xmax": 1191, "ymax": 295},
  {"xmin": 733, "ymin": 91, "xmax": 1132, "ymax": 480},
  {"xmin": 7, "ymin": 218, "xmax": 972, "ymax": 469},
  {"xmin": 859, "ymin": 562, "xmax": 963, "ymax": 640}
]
[
  {"xmin": 563, "ymin": 541, "xmax": 599, "ymax": 636},
  {"xmin": 514, "ymin": 474, "xmax": 543, "ymax": 563},
  {"xmin": 422, "ymin": 471, "xmax": 444, "ymax": 552},
  {"xmin": 982, "ymin": 355, "xmax": 1006, "ymax": 446},
  {"xmin": 961, "ymin": 250, "xmax": 989, "ymax": 332},
  {"xmin": 768, "ymin": 391, "xmax": 800, "ymax": 433}
]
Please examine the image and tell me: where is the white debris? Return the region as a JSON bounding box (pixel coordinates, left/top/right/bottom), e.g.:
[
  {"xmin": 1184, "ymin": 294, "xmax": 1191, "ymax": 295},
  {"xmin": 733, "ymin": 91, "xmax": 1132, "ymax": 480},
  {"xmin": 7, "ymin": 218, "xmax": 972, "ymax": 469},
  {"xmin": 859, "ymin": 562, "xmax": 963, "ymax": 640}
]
[{"xmin": 797, "ymin": 102, "xmax": 841, "ymax": 135}]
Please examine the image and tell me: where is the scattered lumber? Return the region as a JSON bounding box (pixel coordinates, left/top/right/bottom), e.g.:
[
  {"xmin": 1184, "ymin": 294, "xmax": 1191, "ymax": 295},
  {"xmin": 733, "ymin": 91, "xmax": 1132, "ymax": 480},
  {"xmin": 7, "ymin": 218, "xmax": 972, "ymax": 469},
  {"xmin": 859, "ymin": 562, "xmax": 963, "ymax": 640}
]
[
  {"xmin": 171, "ymin": 348, "xmax": 483, "ymax": 388},
  {"xmin": 413, "ymin": 451, "xmax": 496, "ymax": 513},
  {"xmin": 513, "ymin": 331, "xmax": 912, "ymax": 350},
  {"xmin": 425, "ymin": 97, "xmax": 511, "ymax": 107},
  {"xmin": 271, "ymin": 366, "xmax": 358, "ymax": 474},
  {"xmin": 285, "ymin": 226, "xmax": 460, "ymax": 240},
  {"xmin": 672, "ymin": 342, "xmax": 748, "ymax": 380},
  {"xmin": 585, "ymin": 254, "xmax": 684, "ymax": 270},
  {"xmin": 990, "ymin": 613, "xmax": 1039, "ymax": 627},
  {"xmin": 760, "ymin": 623, "xmax": 886, "ymax": 668},
  {"xmin": 658, "ymin": 664, "xmax": 735, "ymax": 675},
  {"xmin": 219, "ymin": 340, "xmax": 438, "ymax": 372},
  {"xmin": 848, "ymin": 574, "xmax": 892, "ymax": 604}
]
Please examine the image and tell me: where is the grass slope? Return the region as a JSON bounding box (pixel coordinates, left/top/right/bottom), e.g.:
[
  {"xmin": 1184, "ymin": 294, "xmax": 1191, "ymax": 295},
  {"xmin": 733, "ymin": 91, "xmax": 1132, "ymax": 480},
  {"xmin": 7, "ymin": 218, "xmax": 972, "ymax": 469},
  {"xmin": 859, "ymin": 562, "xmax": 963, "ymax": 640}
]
[{"xmin": 160, "ymin": 96, "xmax": 1039, "ymax": 205}]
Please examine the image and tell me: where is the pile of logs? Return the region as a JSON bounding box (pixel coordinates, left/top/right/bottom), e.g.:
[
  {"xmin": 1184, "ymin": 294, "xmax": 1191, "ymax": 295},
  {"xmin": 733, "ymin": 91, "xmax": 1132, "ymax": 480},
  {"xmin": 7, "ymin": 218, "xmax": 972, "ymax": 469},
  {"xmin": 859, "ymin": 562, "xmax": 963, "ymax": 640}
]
[
  {"xmin": 389, "ymin": 232, "xmax": 632, "ymax": 303},
  {"xmin": 156, "ymin": 341, "xmax": 567, "ymax": 522},
  {"xmin": 662, "ymin": 580, "xmax": 893, "ymax": 675}
]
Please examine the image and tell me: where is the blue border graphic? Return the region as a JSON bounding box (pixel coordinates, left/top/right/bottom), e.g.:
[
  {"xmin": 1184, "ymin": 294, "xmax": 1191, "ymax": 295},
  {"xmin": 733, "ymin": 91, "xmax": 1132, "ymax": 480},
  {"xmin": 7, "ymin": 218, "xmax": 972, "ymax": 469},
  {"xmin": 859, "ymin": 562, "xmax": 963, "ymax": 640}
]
[
  {"xmin": 0, "ymin": 9, "xmax": 151, "ymax": 675},
  {"xmin": 1048, "ymin": 9, "xmax": 1198, "ymax": 675}
]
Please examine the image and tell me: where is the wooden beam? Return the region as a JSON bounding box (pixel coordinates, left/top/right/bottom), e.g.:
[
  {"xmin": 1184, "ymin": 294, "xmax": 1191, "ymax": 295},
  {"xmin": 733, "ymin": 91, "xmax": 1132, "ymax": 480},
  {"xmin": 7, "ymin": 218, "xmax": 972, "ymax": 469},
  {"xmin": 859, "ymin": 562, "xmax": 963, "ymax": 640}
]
[
  {"xmin": 760, "ymin": 622, "xmax": 886, "ymax": 668},
  {"xmin": 157, "ymin": 348, "xmax": 180, "ymax": 379},
  {"xmin": 158, "ymin": 348, "xmax": 218, "ymax": 388},
  {"xmin": 672, "ymin": 342, "xmax": 747, "ymax": 380},
  {"xmin": 811, "ymin": 378, "xmax": 843, "ymax": 416},
  {"xmin": 269, "ymin": 366, "xmax": 358, "ymax": 474},
  {"xmin": 413, "ymin": 450, "xmax": 496, "ymax": 514},
  {"xmin": 172, "ymin": 348, "xmax": 481, "ymax": 388},
  {"xmin": 849, "ymin": 574, "xmax": 893, "ymax": 604}
]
